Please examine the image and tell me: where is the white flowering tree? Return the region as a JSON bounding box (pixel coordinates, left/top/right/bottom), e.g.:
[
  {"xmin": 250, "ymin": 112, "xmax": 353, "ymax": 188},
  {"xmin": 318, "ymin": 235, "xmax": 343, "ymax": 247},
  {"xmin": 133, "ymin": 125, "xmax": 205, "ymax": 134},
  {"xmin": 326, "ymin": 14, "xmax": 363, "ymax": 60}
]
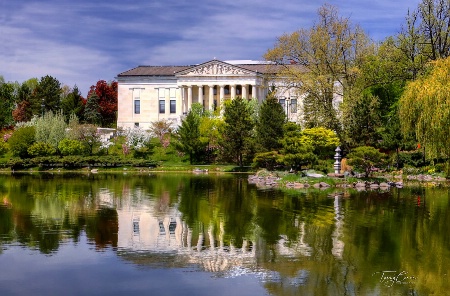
[{"xmin": 125, "ymin": 127, "xmax": 151, "ymax": 156}]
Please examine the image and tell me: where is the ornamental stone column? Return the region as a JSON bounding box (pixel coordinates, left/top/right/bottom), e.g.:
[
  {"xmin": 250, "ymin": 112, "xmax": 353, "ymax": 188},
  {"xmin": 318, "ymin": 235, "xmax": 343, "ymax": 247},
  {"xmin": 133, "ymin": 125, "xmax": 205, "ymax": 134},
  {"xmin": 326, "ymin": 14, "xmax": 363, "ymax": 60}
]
[
  {"xmin": 187, "ymin": 85, "xmax": 193, "ymax": 111},
  {"xmin": 231, "ymin": 85, "xmax": 236, "ymax": 98},
  {"xmin": 252, "ymin": 85, "xmax": 257, "ymax": 100},
  {"xmin": 198, "ymin": 85, "xmax": 203, "ymax": 108},
  {"xmin": 242, "ymin": 84, "xmax": 247, "ymax": 99},
  {"xmin": 219, "ymin": 85, "xmax": 225, "ymax": 114},
  {"xmin": 209, "ymin": 85, "xmax": 214, "ymax": 110}
]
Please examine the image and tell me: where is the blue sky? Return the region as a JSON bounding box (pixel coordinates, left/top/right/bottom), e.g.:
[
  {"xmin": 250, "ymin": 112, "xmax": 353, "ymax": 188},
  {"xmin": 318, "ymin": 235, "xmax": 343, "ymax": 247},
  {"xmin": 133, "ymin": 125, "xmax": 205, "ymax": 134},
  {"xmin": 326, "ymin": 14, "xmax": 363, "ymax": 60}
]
[{"xmin": 1, "ymin": 0, "xmax": 420, "ymax": 96}]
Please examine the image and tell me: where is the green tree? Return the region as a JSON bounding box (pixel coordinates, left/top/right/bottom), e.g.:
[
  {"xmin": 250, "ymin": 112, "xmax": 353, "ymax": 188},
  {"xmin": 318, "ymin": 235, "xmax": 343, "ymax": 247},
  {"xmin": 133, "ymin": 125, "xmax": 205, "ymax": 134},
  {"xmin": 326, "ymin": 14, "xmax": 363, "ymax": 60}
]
[
  {"xmin": 220, "ymin": 97, "xmax": 256, "ymax": 166},
  {"xmin": 176, "ymin": 109, "xmax": 205, "ymax": 164},
  {"xmin": 27, "ymin": 142, "xmax": 56, "ymax": 157},
  {"xmin": 0, "ymin": 141, "xmax": 8, "ymax": 157},
  {"xmin": 31, "ymin": 75, "xmax": 61, "ymax": 115},
  {"xmin": 0, "ymin": 81, "xmax": 16, "ymax": 128},
  {"xmin": 347, "ymin": 146, "xmax": 387, "ymax": 177},
  {"xmin": 68, "ymin": 124, "xmax": 100, "ymax": 155},
  {"xmin": 12, "ymin": 80, "xmax": 36, "ymax": 122},
  {"xmin": 34, "ymin": 111, "xmax": 67, "ymax": 150},
  {"xmin": 256, "ymin": 93, "xmax": 286, "ymax": 152},
  {"xmin": 342, "ymin": 91, "xmax": 382, "ymax": 147},
  {"xmin": 84, "ymin": 92, "xmax": 101, "ymax": 125},
  {"xmin": 279, "ymin": 122, "xmax": 316, "ymax": 170},
  {"xmin": 399, "ymin": 56, "xmax": 450, "ymax": 159},
  {"xmin": 61, "ymin": 85, "xmax": 85, "ymax": 121},
  {"xmin": 265, "ymin": 4, "xmax": 373, "ymax": 133},
  {"xmin": 301, "ymin": 127, "xmax": 340, "ymax": 158},
  {"xmin": 58, "ymin": 139, "xmax": 85, "ymax": 156},
  {"xmin": 8, "ymin": 126, "xmax": 36, "ymax": 158}
]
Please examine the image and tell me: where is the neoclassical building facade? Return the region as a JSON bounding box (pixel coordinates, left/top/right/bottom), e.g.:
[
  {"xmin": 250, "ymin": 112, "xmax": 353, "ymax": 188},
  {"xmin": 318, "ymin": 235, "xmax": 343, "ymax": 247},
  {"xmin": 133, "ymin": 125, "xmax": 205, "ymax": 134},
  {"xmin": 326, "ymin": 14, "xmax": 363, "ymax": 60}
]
[{"xmin": 117, "ymin": 59, "xmax": 301, "ymax": 129}]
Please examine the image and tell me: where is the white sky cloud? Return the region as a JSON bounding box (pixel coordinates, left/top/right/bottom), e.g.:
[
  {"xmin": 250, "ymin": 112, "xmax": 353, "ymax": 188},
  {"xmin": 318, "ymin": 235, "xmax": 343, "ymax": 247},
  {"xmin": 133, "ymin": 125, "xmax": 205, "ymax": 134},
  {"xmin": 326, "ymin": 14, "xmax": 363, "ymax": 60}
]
[{"xmin": 0, "ymin": 0, "xmax": 421, "ymax": 96}]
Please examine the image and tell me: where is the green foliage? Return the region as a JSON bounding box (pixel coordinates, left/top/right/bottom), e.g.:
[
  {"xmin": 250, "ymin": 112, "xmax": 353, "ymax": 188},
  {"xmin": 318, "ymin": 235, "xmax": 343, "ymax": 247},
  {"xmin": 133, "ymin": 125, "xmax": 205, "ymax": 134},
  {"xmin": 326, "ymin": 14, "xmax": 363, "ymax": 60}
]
[
  {"xmin": 61, "ymin": 85, "xmax": 85, "ymax": 121},
  {"xmin": 176, "ymin": 110, "xmax": 206, "ymax": 164},
  {"xmin": 0, "ymin": 81, "xmax": 16, "ymax": 128},
  {"xmin": 399, "ymin": 57, "xmax": 450, "ymax": 159},
  {"xmin": 256, "ymin": 94, "xmax": 286, "ymax": 152},
  {"xmin": 279, "ymin": 122, "xmax": 316, "ymax": 169},
  {"xmin": 342, "ymin": 91, "xmax": 381, "ymax": 147},
  {"xmin": 220, "ymin": 97, "xmax": 256, "ymax": 166},
  {"xmin": 312, "ymin": 159, "xmax": 333, "ymax": 174},
  {"xmin": 347, "ymin": 146, "xmax": 387, "ymax": 177},
  {"xmin": 27, "ymin": 142, "xmax": 56, "ymax": 157},
  {"xmin": 68, "ymin": 124, "xmax": 101, "ymax": 155},
  {"xmin": 58, "ymin": 139, "xmax": 85, "ymax": 156},
  {"xmin": 84, "ymin": 92, "xmax": 101, "ymax": 125},
  {"xmin": 265, "ymin": 4, "xmax": 372, "ymax": 136},
  {"xmin": 0, "ymin": 141, "xmax": 8, "ymax": 156},
  {"xmin": 8, "ymin": 126, "xmax": 36, "ymax": 158},
  {"xmin": 301, "ymin": 127, "xmax": 340, "ymax": 158},
  {"xmin": 34, "ymin": 111, "xmax": 67, "ymax": 149},
  {"xmin": 31, "ymin": 75, "xmax": 61, "ymax": 115},
  {"xmin": 396, "ymin": 150, "xmax": 426, "ymax": 168},
  {"xmin": 252, "ymin": 151, "xmax": 282, "ymax": 170}
]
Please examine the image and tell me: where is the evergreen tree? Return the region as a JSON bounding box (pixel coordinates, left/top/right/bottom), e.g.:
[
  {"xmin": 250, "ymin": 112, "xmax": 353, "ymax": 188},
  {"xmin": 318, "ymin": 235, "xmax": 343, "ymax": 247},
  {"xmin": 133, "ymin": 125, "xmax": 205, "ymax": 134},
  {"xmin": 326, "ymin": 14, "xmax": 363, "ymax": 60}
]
[
  {"xmin": 220, "ymin": 97, "xmax": 256, "ymax": 166},
  {"xmin": 84, "ymin": 92, "xmax": 101, "ymax": 125},
  {"xmin": 256, "ymin": 93, "xmax": 286, "ymax": 152},
  {"xmin": 279, "ymin": 122, "xmax": 316, "ymax": 170},
  {"xmin": 0, "ymin": 81, "xmax": 15, "ymax": 128},
  {"xmin": 176, "ymin": 110, "xmax": 205, "ymax": 164},
  {"xmin": 61, "ymin": 85, "xmax": 85, "ymax": 121},
  {"xmin": 31, "ymin": 75, "xmax": 61, "ymax": 115}
]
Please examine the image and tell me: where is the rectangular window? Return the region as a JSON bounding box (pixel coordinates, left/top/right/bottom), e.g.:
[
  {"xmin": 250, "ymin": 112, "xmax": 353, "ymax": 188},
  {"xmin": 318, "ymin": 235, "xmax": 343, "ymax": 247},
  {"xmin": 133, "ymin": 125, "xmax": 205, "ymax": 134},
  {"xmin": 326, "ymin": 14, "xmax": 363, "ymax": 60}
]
[
  {"xmin": 290, "ymin": 98, "xmax": 297, "ymax": 113},
  {"xmin": 170, "ymin": 100, "xmax": 176, "ymax": 113},
  {"xmin": 159, "ymin": 100, "xmax": 165, "ymax": 113},
  {"xmin": 134, "ymin": 122, "xmax": 139, "ymax": 127},
  {"xmin": 279, "ymin": 98, "xmax": 286, "ymax": 111},
  {"xmin": 134, "ymin": 99, "xmax": 140, "ymax": 114}
]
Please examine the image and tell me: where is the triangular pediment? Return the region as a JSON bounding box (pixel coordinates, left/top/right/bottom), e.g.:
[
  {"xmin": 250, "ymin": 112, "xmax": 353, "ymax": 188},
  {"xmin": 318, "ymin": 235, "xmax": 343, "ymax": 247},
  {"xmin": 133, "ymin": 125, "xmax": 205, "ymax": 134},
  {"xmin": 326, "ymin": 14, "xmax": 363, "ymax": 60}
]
[{"xmin": 175, "ymin": 60, "xmax": 257, "ymax": 77}]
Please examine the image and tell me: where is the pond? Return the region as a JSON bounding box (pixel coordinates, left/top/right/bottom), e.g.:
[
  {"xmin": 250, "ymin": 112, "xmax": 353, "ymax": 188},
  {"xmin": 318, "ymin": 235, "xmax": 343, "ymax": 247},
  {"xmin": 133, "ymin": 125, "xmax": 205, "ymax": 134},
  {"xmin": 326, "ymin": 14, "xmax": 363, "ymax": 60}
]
[{"xmin": 0, "ymin": 173, "xmax": 449, "ymax": 295}]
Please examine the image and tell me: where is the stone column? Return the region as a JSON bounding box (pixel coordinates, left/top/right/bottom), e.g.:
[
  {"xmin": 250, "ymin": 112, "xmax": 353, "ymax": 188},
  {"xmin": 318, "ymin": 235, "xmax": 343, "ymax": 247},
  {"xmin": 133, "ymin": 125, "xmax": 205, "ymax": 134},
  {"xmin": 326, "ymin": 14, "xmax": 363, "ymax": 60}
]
[
  {"xmin": 209, "ymin": 85, "xmax": 214, "ymax": 110},
  {"xmin": 187, "ymin": 86, "xmax": 193, "ymax": 111},
  {"xmin": 219, "ymin": 85, "xmax": 225, "ymax": 114},
  {"xmin": 231, "ymin": 85, "xmax": 236, "ymax": 98},
  {"xmin": 198, "ymin": 85, "xmax": 203, "ymax": 108},
  {"xmin": 252, "ymin": 85, "xmax": 257, "ymax": 100},
  {"xmin": 242, "ymin": 84, "xmax": 247, "ymax": 99}
]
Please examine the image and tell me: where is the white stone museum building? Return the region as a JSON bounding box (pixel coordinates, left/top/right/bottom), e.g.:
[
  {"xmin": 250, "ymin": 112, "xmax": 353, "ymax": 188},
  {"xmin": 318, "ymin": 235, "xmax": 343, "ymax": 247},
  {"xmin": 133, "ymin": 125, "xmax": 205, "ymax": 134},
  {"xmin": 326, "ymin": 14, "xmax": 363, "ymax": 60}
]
[{"xmin": 116, "ymin": 59, "xmax": 301, "ymax": 129}]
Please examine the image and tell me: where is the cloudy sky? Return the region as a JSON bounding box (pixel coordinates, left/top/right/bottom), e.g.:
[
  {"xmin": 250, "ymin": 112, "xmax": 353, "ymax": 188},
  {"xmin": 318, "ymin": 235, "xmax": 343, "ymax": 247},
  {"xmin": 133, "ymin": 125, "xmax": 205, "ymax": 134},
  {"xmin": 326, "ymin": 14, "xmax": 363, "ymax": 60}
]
[{"xmin": 1, "ymin": 0, "xmax": 420, "ymax": 96}]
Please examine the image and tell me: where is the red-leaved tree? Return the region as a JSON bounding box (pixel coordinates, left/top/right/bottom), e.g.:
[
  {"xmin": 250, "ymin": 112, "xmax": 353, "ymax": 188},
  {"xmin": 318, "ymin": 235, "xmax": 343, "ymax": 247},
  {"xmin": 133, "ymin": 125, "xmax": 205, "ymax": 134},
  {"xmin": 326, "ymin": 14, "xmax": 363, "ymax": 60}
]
[{"xmin": 87, "ymin": 80, "xmax": 118, "ymax": 127}]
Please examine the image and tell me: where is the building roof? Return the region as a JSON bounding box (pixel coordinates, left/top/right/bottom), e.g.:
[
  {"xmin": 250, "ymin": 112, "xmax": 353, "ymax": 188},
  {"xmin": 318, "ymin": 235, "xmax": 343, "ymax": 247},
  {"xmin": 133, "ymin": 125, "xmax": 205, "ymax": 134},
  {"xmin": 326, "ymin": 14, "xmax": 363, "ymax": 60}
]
[{"xmin": 117, "ymin": 60, "xmax": 291, "ymax": 77}]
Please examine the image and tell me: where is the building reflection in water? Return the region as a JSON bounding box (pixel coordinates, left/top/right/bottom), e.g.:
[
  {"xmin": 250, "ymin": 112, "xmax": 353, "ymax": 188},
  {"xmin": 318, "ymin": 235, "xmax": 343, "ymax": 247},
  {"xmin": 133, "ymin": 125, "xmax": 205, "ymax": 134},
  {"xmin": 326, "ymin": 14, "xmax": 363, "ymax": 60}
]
[{"xmin": 118, "ymin": 209, "xmax": 257, "ymax": 273}]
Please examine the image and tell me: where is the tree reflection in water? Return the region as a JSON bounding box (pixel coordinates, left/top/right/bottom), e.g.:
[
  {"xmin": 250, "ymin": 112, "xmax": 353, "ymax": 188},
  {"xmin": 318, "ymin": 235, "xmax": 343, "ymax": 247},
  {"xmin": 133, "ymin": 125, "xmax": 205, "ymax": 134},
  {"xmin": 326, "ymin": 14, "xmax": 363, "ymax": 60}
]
[{"xmin": 0, "ymin": 173, "xmax": 449, "ymax": 295}]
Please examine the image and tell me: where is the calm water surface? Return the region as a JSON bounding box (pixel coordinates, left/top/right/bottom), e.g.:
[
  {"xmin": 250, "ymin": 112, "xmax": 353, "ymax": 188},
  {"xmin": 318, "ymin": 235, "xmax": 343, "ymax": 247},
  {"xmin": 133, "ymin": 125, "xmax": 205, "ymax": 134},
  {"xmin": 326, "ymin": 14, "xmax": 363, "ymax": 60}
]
[{"xmin": 0, "ymin": 173, "xmax": 449, "ymax": 295}]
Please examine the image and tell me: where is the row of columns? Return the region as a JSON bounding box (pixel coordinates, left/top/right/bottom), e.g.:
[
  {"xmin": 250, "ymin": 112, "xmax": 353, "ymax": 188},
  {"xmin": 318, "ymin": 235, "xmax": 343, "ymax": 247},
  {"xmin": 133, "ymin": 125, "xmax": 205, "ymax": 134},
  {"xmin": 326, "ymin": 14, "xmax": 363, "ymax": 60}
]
[{"xmin": 182, "ymin": 84, "xmax": 264, "ymax": 113}]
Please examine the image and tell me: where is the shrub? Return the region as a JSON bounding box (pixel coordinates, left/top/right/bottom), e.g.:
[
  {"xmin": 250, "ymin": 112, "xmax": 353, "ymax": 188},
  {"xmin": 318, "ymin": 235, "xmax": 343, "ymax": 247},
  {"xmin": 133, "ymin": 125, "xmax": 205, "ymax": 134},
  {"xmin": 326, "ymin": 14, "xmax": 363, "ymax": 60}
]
[
  {"xmin": 27, "ymin": 142, "xmax": 56, "ymax": 157},
  {"xmin": 396, "ymin": 151, "xmax": 426, "ymax": 168},
  {"xmin": 347, "ymin": 146, "xmax": 387, "ymax": 177},
  {"xmin": 252, "ymin": 151, "xmax": 282, "ymax": 170},
  {"xmin": 0, "ymin": 141, "xmax": 8, "ymax": 156},
  {"xmin": 8, "ymin": 126, "xmax": 36, "ymax": 158},
  {"xmin": 58, "ymin": 139, "xmax": 85, "ymax": 156}
]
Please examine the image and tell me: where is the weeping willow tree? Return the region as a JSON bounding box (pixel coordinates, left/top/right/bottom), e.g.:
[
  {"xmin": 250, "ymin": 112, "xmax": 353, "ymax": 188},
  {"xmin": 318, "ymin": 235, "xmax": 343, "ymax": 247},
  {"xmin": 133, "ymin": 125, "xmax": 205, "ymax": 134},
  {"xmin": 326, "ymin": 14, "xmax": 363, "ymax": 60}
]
[{"xmin": 399, "ymin": 57, "xmax": 450, "ymax": 159}]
